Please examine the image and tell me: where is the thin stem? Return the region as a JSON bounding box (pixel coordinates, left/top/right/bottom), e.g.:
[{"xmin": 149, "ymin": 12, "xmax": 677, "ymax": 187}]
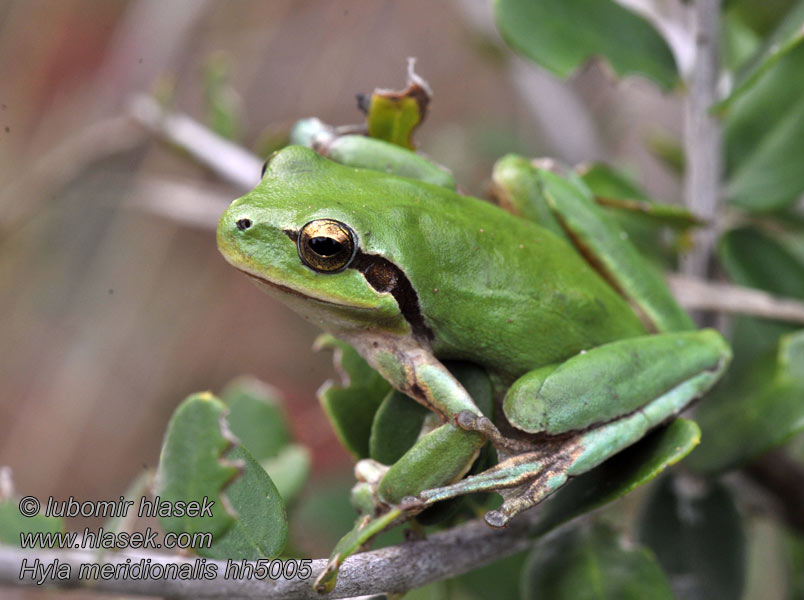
[
  {"xmin": 681, "ymin": 0, "xmax": 723, "ymax": 279},
  {"xmin": 666, "ymin": 273, "xmax": 804, "ymax": 324}
]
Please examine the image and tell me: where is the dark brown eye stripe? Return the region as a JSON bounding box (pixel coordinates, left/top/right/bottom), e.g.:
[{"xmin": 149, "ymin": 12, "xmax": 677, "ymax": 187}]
[
  {"xmin": 351, "ymin": 251, "xmax": 433, "ymax": 342},
  {"xmin": 287, "ymin": 223, "xmax": 433, "ymax": 342}
]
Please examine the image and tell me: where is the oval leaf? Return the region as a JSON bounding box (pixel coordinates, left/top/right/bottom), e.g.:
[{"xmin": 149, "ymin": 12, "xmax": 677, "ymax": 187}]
[
  {"xmin": 260, "ymin": 443, "xmax": 311, "ymax": 505},
  {"xmin": 316, "ymin": 335, "xmax": 391, "ymax": 459},
  {"xmin": 222, "ymin": 376, "xmax": 290, "ymax": 462},
  {"xmin": 725, "ymin": 43, "xmax": 804, "ymax": 211},
  {"xmin": 717, "ymin": 1, "xmax": 804, "ymax": 112},
  {"xmin": 370, "ymin": 389, "xmax": 428, "ymax": 465},
  {"xmin": 200, "ymin": 445, "xmax": 287, "ymax": 560},
  {"xmin": 155, "ymin": 393, "xmax": 238, "ymax": 539},
  {"xmin": 495, "ymin": 0, "xmax": 679, "ymax": 90},
  {"xmin": 689, "ymin": 330, "xmax": 804, "ymax": 473}
]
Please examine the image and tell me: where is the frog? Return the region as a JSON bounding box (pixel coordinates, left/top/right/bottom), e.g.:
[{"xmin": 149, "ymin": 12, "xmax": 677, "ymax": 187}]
[{"xmin": 216, "ymin": 143, "xmax": 730, "ymax": 537}]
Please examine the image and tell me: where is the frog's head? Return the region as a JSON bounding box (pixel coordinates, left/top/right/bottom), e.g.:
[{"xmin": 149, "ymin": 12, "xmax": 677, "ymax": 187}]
[{"xmin": 217, "ymin": 145, "xmax": 417, "ymax": 336}]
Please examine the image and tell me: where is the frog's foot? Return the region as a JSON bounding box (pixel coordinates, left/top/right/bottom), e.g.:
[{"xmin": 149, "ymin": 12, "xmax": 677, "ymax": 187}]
[
  {"xmin": 455, "ymin": 410, "xmax": 535, "ymax": 454},
  {"xmin": 416, "ymin": 439, "xmax": 579, "ymax": 523}
]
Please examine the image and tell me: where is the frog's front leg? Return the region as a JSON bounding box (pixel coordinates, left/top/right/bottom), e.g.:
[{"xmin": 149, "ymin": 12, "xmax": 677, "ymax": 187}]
[
  {"xmin": 344, "ymin": 333, "xmax": 513, "ymax": 505},
  {"xmin": 417, "ymin": 329, "xmax": 731, "ymax": 525}
]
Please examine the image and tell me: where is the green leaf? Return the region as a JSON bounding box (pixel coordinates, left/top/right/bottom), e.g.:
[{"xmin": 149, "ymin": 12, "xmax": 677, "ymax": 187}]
[
  {"xmin": 532, "ymin": 419, "xmax": 701, "ymax": 537},
  {"xmin": 639, "ymin": 475, "xmax": 746, "ymax": 600},
  {"xmin": 724, "ymin": 42, "xmax": 804, "ymax": 211},
  {"xmin": 537, "ymin": 169, "xmax": 694, "ymax": 332},
  {"xmin": 155, "ymin": 393, "xmax": 239, "ymax": 539},
  {"xmin": 364, "ymin": 60, "xmax": 431, "ymax": 149},
  {"xmin": 370, "ymin": 389, "xmax": 428, "ymax": 465},
  {"xmin": 688, "ymin": 330, "xmax": 804, "ymax": 473},
  {"xmin": 523, "ymin": 523, "xmax": 674, "ymax": 599},
  {"xmin": 579, "ymin": 162, "xmax": 699, "ymax": 228},
  {"xmin": 726, "ymin": 0, "xmax": 800, "ymax": 37},
  {"xmin": 577, "ymin": 162, "xmax": 699, "ymax": 268},
  {"xmin": 494, "ymin": 0, "xmax": 679, "ymax": 90},
  {"xmin": 716, "ymin": 226, "xmax": 804, "ymax": 371},
  {"xmin": 316, "ymin": 335, "xmax": 391, "ymax": 459},
  {"xmin": 718, "ymin": 1, "xmax": 804, "ymax": 111},
  {"xmin": 260, "ymin": 443, "xmax": 311, "ymax": 505},
  {"xmin": 0, "ymin": 500, "xmax": 63, "ymax": 546},
  {"xmin": 719, "ymin": 227, "xmax": 804, "ymax": 300},
  {"xmin": 200, "ymin": 445, "xmax": 287, "ymax": 560},
  {"xmin": 722, "ymin": 9, "xmax": 763, "ymax": 72},
  {"xmin": 222, "ymin": 376, "xmax": 290, "ymax": 462},
  {"xmin": 644, "ymin": 129, "xmax": 685, "ymax": 174},
  {"xmin": 315, "ymin": 508, "xmax": 404, "ymax": 593},
  {"xmin": 578, "ymin": 162, "xmax": 650, "ymax": 201}
]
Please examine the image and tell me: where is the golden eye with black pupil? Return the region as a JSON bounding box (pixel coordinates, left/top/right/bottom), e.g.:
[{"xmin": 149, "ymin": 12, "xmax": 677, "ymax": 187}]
[{"xmin": 297, "ymin": 219, "xmax": 357, "ymax": 273}]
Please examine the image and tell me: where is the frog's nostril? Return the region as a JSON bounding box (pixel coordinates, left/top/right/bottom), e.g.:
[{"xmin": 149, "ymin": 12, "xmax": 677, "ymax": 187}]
[{"xmin": 236, "ymin": 218, "xmax": 253, "ymax": 231}]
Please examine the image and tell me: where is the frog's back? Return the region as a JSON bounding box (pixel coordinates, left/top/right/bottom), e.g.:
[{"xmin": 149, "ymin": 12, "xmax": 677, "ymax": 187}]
[{"xmin": 320, "ymin": 164, "xmax": 646, "ymax": 381}]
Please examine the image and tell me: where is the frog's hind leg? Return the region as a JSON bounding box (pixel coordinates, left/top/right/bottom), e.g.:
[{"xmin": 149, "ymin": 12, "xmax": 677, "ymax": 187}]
[
  {"xmin": 415, "ymin": 373, "xmax": 693, "ymax": 528},
  {"xmin": 416, "ymin": 330, "xmax": 731, "ymax": 526}
]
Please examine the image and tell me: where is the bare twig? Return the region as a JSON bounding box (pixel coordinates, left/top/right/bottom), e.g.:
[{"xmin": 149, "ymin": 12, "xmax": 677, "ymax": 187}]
[
  {"xmin": 0, "ymin": 511, "xmax": 544, "ymax": 598},
  {"xmin": 127, "ymin": 94, "xmax": 262, "ymax": 190},
  {"xmin": 681, "ymin": 0, "xmax": 722, "ymax": 279},
  {"xmin": 667, "ymin": 273, "xmax": 804, "ymax": 324}
]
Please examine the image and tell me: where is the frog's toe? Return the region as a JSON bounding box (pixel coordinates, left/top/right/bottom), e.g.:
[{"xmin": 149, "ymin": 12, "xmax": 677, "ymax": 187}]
[
  {"xmin": 398, "ymin": 495, "xmax": 427, "ymax": 512},
  {"xmin": 485, "ymin": 469, "xmax": 570, "ymax": 526},
  {"xmin": 484, "ymin": 509, "xmax": 510, "ymax": 528}
]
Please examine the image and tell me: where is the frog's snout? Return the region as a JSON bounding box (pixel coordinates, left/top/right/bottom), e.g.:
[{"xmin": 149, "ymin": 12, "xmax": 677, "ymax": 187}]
[{"xmin": 216, "ymin": 200, "xmax": 251, "ymax": 260}]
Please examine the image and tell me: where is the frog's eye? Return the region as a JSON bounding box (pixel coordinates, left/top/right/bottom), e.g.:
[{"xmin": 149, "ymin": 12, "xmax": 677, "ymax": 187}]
[{"xmin": 298, "ymin": 219, "xmax": 357, "ymax": 273}]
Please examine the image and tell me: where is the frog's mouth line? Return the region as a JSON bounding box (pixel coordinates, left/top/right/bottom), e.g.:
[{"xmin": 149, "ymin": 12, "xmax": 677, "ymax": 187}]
[{"xmin": 240, "ymin": 270, "xmax": 354, "ymax": 309}]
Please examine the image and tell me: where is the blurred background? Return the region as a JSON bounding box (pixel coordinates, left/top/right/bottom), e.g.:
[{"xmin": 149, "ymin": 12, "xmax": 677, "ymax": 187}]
[{"xmin": 4, "ymin": 0, "xmax": 794, "ymax": 598}]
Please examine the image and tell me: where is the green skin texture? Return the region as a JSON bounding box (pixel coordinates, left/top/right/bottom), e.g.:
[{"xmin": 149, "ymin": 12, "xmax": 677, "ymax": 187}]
[{"xmin": 217, "ymin": 145, "xmax": 730, "ymax": 528}]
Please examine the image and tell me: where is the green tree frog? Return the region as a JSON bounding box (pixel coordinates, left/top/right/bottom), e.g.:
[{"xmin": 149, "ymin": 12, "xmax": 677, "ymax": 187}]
[{"xmin": 217, "ymin": 144, "xmax": 730, "ymax": 529}]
